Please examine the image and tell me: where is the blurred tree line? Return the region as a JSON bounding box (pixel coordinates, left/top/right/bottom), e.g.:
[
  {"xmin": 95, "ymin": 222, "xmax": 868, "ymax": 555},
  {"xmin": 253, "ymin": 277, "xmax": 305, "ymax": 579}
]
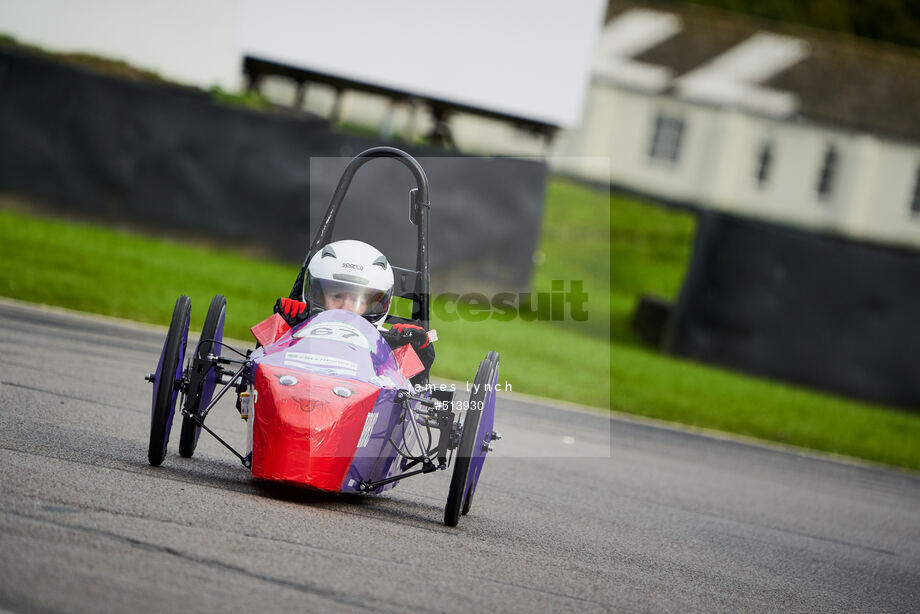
[{"xmin": 677, "ymin": 0, "xmax": 920, "ymax": 48}]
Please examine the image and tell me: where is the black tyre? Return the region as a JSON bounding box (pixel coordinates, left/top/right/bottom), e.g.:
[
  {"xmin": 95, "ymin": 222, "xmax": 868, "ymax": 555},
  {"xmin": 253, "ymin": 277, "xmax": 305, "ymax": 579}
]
[
  {"xmin": 179, "ymin": 294, "xmax": 227, "ymax": 458},
  {"xmin": 461, "ymin": 478, "xmax": 476, "ymax": 516},
  {"xmin": 444, "ymin": 351, "xmax": 499, "ymax": 526},
  {"xmin": 148, "ymin": 295, "xmax": 191, "ymax": 467}
]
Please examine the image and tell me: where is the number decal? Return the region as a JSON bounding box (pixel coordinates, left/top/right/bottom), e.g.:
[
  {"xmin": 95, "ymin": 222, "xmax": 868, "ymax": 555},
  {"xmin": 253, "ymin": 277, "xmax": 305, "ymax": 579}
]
[{"xmin": 294, "ymin": 322, "xmax": 370, "ymax": 349}]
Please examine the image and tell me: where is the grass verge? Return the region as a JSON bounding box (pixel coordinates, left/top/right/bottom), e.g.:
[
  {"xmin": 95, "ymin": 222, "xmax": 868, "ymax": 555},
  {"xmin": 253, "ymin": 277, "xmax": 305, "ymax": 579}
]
[{"xmin": 2, "ymin": 192, "xmax": 918, "ymax": 470}]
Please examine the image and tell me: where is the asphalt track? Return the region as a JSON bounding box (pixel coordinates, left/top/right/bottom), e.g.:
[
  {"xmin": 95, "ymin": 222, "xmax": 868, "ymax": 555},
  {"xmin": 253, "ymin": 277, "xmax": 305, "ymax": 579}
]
[{"xmin": 0, "ymin": 299, "xmax": 918, "ymax": 613}]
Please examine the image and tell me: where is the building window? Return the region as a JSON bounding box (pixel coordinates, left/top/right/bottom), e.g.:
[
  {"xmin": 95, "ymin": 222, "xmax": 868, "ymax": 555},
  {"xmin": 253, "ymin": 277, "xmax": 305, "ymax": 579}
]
[
  {"xmin": 648, "ymin": 114, "xmax": 684, "ymax": 163},
  {"xmin": 911, "ymin": 165, "xmax": 920, "ymax": 216},
  {"xmin": 755, "ymin": 140, "xmax": 773, "ymax": 187},
  {"xmin": 816, "ymin": 144, "xmax": 838, "ymax": 200}
]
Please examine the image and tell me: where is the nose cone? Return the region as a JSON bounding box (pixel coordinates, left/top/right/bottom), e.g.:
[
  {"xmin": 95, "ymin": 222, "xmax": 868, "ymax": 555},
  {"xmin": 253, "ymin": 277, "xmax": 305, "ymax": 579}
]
[{"xmin": 251, "ymin": 365, "xmax": 381, "ymax": 491}]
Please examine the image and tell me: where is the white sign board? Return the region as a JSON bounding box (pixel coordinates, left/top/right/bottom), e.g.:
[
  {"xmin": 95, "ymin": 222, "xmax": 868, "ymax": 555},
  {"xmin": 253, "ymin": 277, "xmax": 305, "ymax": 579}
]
[
  {"xmin": 0, "ymin": 0, "xmax": 604, "ymax": 127},
  {"xmin": 237, "ymin": 0, "xmax": 605, "ymax": 127}
]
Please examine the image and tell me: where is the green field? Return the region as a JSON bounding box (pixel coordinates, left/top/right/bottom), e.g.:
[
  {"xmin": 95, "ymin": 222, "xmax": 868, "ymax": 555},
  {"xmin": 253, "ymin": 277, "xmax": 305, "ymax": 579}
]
[{"xmin": 2, "ymin": 182, "xmax": 919, "ymax": 470}]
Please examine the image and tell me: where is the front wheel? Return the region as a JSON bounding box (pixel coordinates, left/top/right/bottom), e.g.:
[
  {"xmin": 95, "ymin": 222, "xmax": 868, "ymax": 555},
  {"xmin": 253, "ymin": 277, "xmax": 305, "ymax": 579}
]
[
  {"xmin": 444, "ymin": 351, "xmax": 499, "ymax": 526},
  {"xmin": 148, "ymin": 296, "xmax": 192, "ymax": 467}
]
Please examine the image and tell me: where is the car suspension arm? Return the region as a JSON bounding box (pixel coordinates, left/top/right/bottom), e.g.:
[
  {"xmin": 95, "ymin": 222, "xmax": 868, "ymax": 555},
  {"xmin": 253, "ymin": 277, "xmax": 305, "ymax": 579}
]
[
  {"xmin": 356, "ymin": 458, "xmax": 442, "ymax": 492},
  {"xmin": 187, "ymin": 414, "xmax": 251, "ymax": 468},
  {"xmin": 197, "ymin": 362, "xmax": 248, "ymax": 420},
  {"xmin": 182, "ymin": 362, "xmax": 252, "ymax": 468}
]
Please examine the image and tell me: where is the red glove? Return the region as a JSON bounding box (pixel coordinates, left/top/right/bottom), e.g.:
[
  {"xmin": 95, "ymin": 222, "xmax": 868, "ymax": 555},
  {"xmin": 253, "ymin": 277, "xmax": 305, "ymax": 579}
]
[
  {"xmin": 389, "ymin": 322, "xmax": 430, "ymax": 348},
  {"xmin": 274, "ymin": 298, "xmax": 308, "ymax": 327}
]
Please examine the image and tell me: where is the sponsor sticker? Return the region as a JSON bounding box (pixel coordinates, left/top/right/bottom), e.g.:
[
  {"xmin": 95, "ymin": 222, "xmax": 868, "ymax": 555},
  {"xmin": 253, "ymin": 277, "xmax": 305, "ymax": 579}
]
[
  {"xmin": 281, "ymin": 362, "xmax": 356, "ymax": 376},
  {"xmin": 284, "ymin": 352, "xmax": 358, "ymax": 372},
  {"xmin": 369, "ymin": 375, "xmax": 398, "ymax": 389},
  {"xmin": 357, "ymin": 412, "xmax": 379, "ymax": 448}
]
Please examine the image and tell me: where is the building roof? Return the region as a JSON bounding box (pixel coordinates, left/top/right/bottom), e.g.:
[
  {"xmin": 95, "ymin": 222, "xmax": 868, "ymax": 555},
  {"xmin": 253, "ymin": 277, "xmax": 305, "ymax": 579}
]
[
  {"xmin": 243, "ymin": 56, "xmax": 558, "ymax": 136},
  {"xmin": 604, "ymin": 1, "xmax": 920, "ymax": 142}
]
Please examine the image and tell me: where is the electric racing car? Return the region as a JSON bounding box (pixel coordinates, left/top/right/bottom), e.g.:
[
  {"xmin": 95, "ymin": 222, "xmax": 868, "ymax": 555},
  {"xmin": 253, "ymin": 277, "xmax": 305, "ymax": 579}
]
[{"xmin": 144, "ymin": 147, "xmax": 501, "ymax": 526}]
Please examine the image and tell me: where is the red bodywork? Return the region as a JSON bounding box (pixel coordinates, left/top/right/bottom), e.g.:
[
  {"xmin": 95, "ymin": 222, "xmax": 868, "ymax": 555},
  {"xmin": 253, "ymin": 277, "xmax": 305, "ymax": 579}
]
[
  {"xmin": 247, "ymin": 311, "xmax": 426, "ymax": 492},
  {"xmin": 251, "ymin": 366, "xmax": 381, "ymax": 491},
  {"xmin": 392, "ymin": 344, "xmax": 425, "ymax": 379}
]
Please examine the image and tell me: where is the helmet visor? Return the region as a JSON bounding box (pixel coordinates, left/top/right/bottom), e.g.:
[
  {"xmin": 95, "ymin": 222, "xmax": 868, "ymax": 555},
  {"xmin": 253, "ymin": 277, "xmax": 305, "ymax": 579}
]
[{"xmin": 308, "ymin": 278, "xmax": 391, "ymax": 321}]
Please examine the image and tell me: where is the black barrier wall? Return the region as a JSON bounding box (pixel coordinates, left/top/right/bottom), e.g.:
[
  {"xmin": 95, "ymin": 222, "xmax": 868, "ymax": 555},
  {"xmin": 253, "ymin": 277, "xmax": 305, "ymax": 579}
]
[
  {"xmin": 665, "ymin": 212, "xmax": 920, "ymax": 409},
  {"xmin": 0, "ymin": 48, "xmax": 547, "ymax": 292}
]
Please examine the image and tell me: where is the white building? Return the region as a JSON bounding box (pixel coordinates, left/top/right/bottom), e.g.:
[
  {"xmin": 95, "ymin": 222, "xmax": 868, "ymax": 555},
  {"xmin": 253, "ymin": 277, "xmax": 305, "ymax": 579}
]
[{"xmin": 553, "ymin": 5, "xmax": 920, "ymax": 250}]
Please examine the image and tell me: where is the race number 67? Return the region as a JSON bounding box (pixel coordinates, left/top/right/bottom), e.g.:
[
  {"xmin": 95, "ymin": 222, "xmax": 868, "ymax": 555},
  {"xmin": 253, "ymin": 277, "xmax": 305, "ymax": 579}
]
[{"xmin": 296, "ymin": 323, "xmax": 369, "ymax": 349}]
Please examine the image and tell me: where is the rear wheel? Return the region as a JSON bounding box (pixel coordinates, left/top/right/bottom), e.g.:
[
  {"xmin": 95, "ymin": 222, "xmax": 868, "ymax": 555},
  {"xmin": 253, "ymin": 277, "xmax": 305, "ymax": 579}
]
[
  {"xmin": 148, "ymin": 296, "xmax": 191, "ymax": 467},
  {"xmin": 444, "ymin": 351, "xmax": 499, "ymax": 526},
  {"xmin": 179, "ymin": 294, "xmax": 226, "ymax": 458}
]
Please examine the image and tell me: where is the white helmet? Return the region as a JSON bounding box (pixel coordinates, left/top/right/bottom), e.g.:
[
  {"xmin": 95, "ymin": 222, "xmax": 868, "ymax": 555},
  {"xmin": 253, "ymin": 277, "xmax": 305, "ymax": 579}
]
[{"xmin": 304, "ymin": 240, "xmax": 394, "ymax": 327}]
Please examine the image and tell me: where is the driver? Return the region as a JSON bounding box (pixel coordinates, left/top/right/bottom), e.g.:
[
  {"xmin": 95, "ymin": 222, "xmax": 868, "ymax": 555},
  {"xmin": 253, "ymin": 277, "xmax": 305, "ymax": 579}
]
[{"xmin": 273, "ymin": 240, "xmax": 434, "ymax": 384}]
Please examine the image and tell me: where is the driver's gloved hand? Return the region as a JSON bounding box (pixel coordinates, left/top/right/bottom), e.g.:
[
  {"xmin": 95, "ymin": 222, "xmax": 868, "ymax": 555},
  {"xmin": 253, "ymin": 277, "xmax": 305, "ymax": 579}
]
[
  {"xmin": 388, "ymin": 323, "xmax": 430, "ymax": 349},
  {"xmin": 274, "ymin": 298, "xmax": 309, "ymax": 328},
  {"xmin": 385, "ymin": 323, "xmax": 435, "ymax": 373}
]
